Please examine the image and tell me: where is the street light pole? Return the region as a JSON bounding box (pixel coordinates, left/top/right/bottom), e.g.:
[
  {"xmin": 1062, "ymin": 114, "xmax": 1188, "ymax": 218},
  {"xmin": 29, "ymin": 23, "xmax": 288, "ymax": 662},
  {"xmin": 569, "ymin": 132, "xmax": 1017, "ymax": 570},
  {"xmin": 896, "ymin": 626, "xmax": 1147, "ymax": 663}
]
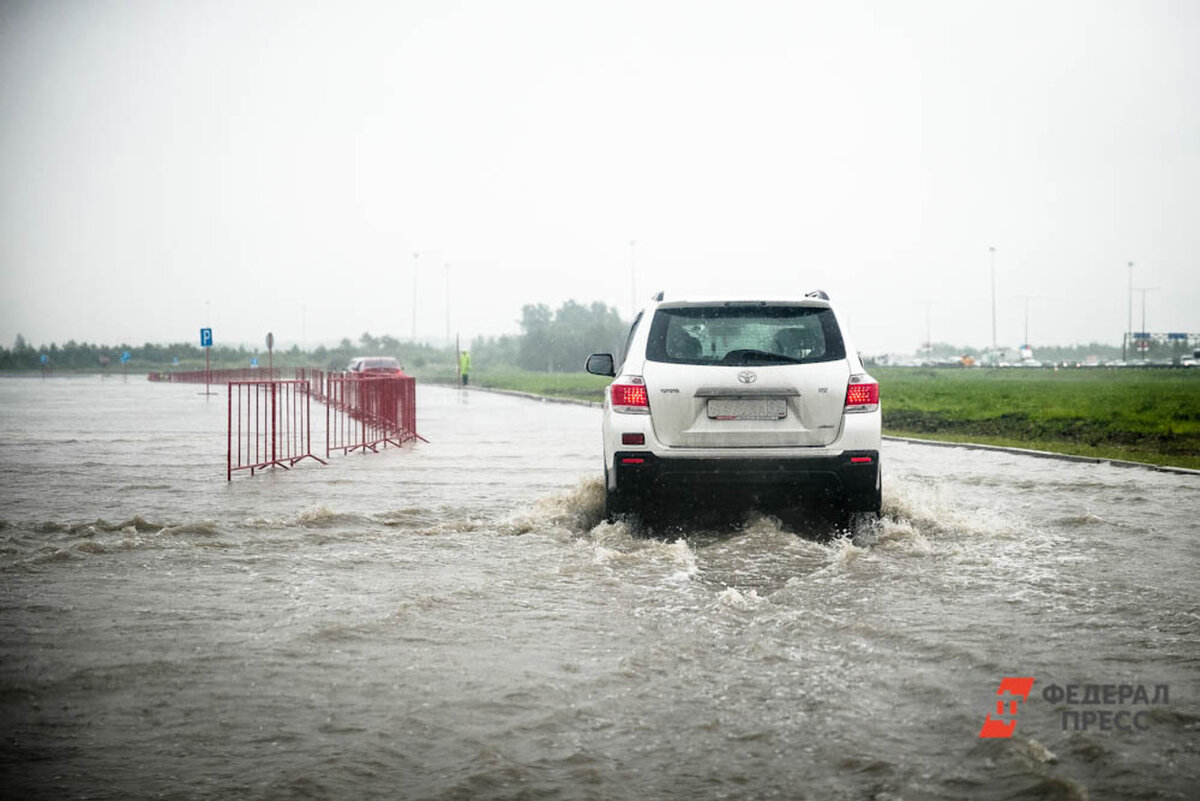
[
  {"xmin": 1024, "ymin": 296, "xmax": 1029, "ymax": 348},
  {"xmin": 989, "ymin": 246, "xmax": 997, "ymax": 352}
]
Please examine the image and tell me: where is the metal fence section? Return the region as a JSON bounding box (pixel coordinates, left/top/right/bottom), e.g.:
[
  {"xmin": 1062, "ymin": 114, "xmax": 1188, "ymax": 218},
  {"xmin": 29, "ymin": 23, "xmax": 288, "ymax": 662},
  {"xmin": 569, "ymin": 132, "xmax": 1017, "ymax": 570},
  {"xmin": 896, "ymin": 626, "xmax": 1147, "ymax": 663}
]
[
  {"xmin": 152, "ymin": 368, "xmax": 280, "ymax": 384},
  {"xmin": 293, "ymin": 368, "xmax": 329, "ymax": 402},
  {"xmin": 227, "ymin": 380, "xmax": 327, "ymax": 480},
  {"xmin": 325, "ymin": 375, "xmax": 426, "ymax": 457}
]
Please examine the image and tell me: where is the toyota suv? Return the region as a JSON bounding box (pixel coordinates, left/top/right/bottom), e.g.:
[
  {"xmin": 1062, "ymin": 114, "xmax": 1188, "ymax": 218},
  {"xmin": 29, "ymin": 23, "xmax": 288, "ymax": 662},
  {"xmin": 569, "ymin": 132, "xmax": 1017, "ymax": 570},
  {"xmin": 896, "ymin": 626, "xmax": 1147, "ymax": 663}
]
[{"xmin": 586, "ymin": 292, "xmax": 881, "ymax": 529}]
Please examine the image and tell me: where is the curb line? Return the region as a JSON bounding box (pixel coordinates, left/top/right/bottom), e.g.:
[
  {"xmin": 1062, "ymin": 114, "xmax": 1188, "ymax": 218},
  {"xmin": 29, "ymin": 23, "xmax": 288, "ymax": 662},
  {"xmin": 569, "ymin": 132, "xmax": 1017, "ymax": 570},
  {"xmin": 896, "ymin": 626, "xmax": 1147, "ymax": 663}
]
[
  {"xmin": 441, "ymin": 383, "xmax": 602, "ymax": 409},
  {"xmin": 430, "ymin": 384, "xmax": 1198, "ymax": 477},
  {"xmin": 882, "ymin": 435, "xmax": 1200, "ymax": 476}
]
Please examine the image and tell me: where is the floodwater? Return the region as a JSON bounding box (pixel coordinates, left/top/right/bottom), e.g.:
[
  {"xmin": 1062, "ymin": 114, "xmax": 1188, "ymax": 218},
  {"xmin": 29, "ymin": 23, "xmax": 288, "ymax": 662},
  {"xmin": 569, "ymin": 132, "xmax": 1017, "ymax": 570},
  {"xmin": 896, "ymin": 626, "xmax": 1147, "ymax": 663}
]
[{"xmin": 1, "ymin": 376, "xmax": 1197, "ymax": 800}]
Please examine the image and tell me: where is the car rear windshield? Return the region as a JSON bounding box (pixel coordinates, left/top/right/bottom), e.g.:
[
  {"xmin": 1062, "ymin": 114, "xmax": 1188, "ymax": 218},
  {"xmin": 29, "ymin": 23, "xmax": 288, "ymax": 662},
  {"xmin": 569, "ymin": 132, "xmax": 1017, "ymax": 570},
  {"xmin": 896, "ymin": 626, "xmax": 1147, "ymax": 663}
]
[{"xmin": 646, "ymin": 305, "xmax": 846, "ymax": 366}]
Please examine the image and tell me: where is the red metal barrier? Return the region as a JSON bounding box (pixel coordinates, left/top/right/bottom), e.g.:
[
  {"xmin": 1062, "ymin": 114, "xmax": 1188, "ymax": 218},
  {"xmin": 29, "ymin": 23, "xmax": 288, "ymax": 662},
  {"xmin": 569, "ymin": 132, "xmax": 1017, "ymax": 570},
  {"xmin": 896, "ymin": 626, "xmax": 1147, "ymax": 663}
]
[
  {"xmin": 293, "ymin": 368, "xmax": 328, "ymax": 403},
  {"xmin": 152, "ymin": 368, "xmax": 280, "ymax": 384},
  {"xmin": 326, "ymin": 375, "xmax": 425, "ymax": 456},
  {"xmin": 227, "ymin": 380, "xmax": 327, "ymax": 480}
]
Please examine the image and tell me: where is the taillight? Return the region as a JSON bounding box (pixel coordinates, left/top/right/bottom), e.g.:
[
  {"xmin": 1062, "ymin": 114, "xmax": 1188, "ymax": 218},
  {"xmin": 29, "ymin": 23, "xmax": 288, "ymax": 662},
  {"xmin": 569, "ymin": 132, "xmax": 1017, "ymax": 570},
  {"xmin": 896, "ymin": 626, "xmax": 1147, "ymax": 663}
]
[
  {"xmin": 611, "ymin": 382, "xmax": 650, "ymax": 413},
  {"xmin": 844, "ymin": 377, "xmax": 879, "ymax": 413}
]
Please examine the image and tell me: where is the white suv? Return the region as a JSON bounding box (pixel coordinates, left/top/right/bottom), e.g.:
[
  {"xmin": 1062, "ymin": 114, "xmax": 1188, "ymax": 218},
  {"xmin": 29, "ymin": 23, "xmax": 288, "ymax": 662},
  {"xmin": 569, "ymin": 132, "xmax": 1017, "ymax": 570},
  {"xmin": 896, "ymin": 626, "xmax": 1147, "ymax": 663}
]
[{"xmin": 586, "ymin": 292, "xmax": 881, "ymax": 528}]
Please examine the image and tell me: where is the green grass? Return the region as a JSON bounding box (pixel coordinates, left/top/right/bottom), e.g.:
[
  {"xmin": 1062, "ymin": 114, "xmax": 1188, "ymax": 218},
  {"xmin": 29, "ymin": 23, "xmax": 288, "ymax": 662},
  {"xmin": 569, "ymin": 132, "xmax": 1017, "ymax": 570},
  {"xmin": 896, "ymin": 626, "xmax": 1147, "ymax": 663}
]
[
  {"xmin": 470, "ymin": 368, "xmax": 611, "ymax": 402},
  {"xmin": 455, "ymin": 365, "xmax": 1200, "ymax": 470},
  {"xmin": 875, "ymin": 367, "xmax": 1200, "ymax": 469}
]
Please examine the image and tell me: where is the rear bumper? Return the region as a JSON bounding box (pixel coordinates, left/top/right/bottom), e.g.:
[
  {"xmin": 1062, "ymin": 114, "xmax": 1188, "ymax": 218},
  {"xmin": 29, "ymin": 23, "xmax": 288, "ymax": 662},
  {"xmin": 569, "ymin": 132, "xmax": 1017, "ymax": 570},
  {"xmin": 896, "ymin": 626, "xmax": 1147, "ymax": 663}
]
[{"xmin": 611, "ymin": 449, "xmax": 880, "ymax": 501}]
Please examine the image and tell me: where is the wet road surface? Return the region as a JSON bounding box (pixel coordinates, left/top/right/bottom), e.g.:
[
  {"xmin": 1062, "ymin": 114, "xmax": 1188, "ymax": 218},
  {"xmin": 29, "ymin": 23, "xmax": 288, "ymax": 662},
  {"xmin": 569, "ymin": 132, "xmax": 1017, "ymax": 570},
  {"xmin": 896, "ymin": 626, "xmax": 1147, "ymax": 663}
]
[{"xmin": 1, "ymin": 377, "xmax": 1197, "ymax": 799}]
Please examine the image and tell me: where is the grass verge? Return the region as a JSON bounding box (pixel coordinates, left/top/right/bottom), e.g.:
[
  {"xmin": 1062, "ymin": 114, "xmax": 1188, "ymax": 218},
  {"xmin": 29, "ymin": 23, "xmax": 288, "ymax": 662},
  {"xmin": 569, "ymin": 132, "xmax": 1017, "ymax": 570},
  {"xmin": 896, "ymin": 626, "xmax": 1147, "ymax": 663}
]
[
  {"xmin": 452, "ymin": 366, "xmax": 1200, "ymax": 470},
  {"xmin": 468, "ymin": 368, "xmax": 610, "ymax": 403},
  {"xmin": 876, "ymin": 367, "xmax": 1200, "ymax": 470}
]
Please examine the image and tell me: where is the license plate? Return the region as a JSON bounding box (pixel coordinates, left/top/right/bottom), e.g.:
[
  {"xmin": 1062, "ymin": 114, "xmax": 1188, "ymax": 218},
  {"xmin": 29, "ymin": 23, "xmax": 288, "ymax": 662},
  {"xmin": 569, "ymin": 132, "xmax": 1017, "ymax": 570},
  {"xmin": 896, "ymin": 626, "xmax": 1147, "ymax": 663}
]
[{"xmin": 707, "ymin": 398, "xmax": 787, "ymax": 420}]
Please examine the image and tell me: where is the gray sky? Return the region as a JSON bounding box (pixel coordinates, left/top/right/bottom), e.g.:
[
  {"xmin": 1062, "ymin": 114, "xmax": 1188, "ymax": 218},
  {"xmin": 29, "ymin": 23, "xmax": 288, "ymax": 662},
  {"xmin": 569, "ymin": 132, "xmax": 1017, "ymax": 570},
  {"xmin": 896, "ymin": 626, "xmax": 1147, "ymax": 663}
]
[{"xmin": 2, "ymin": 0, "xmax": 1197, "ymax": 355}]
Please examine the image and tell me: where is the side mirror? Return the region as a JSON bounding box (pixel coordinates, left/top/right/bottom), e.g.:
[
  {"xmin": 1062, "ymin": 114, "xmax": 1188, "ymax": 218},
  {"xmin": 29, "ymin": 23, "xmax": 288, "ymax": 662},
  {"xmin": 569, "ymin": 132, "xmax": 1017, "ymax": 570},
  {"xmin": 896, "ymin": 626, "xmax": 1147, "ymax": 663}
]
[{"xmin": 585, "ymin": 353, "xmax": 615, "ymax": 377}]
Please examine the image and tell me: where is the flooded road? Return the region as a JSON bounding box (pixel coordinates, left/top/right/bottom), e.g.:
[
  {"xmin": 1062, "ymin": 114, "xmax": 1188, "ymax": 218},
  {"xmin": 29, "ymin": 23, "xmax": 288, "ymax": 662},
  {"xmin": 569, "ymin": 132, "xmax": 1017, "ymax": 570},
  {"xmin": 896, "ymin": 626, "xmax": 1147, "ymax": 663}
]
[{"xmin": 1, "ymin": 377, "xmax": 1197, "ymax": 800}]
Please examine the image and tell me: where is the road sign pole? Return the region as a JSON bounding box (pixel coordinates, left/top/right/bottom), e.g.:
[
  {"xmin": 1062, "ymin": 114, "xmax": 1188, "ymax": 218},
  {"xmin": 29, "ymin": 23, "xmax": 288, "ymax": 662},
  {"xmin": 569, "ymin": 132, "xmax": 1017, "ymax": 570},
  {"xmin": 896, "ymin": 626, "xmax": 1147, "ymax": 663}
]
[{"xmin": 200, "ymin": 327, "xmax": 214, "ymax": 396}]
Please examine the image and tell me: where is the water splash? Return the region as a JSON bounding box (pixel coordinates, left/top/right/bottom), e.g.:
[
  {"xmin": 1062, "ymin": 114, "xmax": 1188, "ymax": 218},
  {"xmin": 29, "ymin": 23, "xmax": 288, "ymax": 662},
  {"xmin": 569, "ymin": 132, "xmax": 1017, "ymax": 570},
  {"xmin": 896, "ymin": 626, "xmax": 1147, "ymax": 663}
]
[{"xmin": 717, "ymin": 586, "xmax": 765, "ymax": 610}]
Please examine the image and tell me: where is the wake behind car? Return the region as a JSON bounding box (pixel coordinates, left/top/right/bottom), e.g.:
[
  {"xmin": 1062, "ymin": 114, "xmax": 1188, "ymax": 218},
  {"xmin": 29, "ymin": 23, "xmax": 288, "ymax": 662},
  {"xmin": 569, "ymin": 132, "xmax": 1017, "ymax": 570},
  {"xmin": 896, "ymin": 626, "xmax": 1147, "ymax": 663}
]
[{"xmin": 586, "ymin": 292, "xmax": 881, "ymax": 529}]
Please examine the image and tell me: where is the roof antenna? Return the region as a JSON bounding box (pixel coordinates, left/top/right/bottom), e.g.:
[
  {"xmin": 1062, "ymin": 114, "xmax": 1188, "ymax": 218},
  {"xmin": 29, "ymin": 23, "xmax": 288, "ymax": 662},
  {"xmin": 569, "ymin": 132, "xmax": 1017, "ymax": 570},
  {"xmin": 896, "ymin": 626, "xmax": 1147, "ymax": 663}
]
[
  {"xmin": 652, "ymin": 291, "xmax": 664, "ymax": 301},
  {"xmin": 805, "ymin": 289, "xmax": 830, "ymax": 300}
]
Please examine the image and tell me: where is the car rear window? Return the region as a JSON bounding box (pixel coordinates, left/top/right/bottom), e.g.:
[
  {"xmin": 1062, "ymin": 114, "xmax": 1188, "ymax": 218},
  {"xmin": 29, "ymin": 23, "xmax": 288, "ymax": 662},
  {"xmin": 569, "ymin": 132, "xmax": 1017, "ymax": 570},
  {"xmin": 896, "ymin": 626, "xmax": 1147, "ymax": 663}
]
[
  {"xmin": 646, "ymin": 305, "xmax": 845, "ymax": 366},
  {"xmin": 361, "ymin": 358, "xmax": 400, "ymax": 370}
]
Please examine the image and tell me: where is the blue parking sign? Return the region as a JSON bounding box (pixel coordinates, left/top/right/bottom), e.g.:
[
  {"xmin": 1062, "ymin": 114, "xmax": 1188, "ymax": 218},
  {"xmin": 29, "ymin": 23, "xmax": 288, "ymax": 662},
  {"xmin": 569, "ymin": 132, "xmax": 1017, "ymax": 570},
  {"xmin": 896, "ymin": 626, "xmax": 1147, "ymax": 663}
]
[{"xmin": 200, "ymin": 328, "xmax": 213, "ymax": 347}]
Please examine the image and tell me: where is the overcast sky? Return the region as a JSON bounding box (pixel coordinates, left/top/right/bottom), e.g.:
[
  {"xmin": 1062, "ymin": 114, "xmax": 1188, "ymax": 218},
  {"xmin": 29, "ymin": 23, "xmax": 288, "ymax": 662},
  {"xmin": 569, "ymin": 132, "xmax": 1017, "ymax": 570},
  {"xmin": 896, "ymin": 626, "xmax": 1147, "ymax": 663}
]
[{"xmin": 2, "ymin": 0, "xmax": 1197, "ymax": 355}]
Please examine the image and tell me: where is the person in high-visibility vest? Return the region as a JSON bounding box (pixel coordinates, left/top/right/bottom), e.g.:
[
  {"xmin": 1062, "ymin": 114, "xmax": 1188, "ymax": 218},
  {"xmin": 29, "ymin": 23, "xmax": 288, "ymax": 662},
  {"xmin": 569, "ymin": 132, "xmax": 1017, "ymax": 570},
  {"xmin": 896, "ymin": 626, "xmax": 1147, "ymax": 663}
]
[{"xmin": 459, "ymin": 350, "xmax": 471, "ymax": 386}]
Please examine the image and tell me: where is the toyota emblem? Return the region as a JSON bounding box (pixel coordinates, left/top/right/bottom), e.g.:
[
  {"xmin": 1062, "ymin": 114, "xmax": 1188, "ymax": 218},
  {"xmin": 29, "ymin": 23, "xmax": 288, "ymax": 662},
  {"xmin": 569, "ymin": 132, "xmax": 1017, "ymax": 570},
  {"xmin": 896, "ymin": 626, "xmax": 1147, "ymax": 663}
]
[{"xmin": 737, "ymin": 370, "xmax": 758, "ymax": 384}]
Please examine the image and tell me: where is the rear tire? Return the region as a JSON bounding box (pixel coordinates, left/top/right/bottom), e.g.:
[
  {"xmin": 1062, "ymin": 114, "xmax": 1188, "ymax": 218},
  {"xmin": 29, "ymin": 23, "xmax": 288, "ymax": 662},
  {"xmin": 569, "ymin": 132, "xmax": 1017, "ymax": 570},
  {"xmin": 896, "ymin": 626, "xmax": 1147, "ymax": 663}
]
[
  {"xmin": 854, "ymin": 463, "xmax": 882, "ymax": 518},
  {"xmin": 603, "ymin": 468, "xmax": 633, "ymax": 521},
  {"xmin": 604, "ymin": 489, "xmax": 630, "ymax": 521},
  {"xmin": 866, "ymin": 474, "xmax": 882, "ymax": 518},
  {"xmin": 834, "ymin": 464, "xmax": 881, "ymax": 534}
]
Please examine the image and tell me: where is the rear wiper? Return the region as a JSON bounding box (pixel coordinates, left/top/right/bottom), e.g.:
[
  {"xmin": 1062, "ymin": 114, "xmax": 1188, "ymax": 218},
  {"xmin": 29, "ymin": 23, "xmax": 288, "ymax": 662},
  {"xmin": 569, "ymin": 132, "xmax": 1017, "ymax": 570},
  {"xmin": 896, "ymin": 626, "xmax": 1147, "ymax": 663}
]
[{"xmin": 720, "ymin": 349, "xmax": 802, "ymax": 365}]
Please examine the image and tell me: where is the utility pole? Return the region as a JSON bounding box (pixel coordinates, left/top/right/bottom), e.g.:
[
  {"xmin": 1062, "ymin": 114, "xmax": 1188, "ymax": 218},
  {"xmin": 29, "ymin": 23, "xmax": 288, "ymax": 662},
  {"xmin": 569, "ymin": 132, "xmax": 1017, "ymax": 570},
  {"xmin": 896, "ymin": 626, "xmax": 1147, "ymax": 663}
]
[
  {"xmin": 1133, "ymin": 286, "xmax": 1159, "ymax": 359},
  {"xmin": 989, "ymin": 246, "xmax": 997, "ymax": 352},
  {"xmin": 1012, "ymin": 294, "xmax": 1040, "ymax": 359},
  {"xmin": 1125, "ymin": 261, "xmax": 1133, "ymax": 361}
]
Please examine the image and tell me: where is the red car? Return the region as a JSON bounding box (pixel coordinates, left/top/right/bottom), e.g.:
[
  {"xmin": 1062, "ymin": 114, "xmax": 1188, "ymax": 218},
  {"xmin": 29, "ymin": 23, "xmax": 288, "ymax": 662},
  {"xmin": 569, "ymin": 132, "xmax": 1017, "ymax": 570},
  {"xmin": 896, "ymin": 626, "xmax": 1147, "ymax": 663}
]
[{"xmin": 347, "ymin": 357, "xmax": 407, "ymax": 376}]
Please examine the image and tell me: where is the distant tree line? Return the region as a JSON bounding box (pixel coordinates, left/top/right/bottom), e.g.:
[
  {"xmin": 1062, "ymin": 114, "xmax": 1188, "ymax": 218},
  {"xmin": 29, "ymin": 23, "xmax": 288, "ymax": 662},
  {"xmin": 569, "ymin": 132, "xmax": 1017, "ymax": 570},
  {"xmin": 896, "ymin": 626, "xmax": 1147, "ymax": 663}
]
[
  {"xmin": 15, "ymin": 314, "xmax": 1177, "ymax": 375},
  {"xmin": 469, "ymin": 300, "xmax": 628, "ymax": 372},
  {"xmin": 0, "ymin": 334, "xmax": 227, "ymax": 371},
  {"xmin": 0, "ymin": 299, "xmax": 628, "ymax": 376},
  {"xmin": 0, "ymin": 332, "xmax": 454, "ymax": 373}
]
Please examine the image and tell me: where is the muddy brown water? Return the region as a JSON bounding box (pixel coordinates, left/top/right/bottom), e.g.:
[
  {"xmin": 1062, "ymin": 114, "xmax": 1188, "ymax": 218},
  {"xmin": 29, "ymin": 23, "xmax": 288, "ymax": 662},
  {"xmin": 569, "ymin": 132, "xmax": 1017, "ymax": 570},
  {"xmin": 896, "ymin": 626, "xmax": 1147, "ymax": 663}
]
[{"xmin": 1, "ymin": 377, "xmax": 1197, "ymax": 799}]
